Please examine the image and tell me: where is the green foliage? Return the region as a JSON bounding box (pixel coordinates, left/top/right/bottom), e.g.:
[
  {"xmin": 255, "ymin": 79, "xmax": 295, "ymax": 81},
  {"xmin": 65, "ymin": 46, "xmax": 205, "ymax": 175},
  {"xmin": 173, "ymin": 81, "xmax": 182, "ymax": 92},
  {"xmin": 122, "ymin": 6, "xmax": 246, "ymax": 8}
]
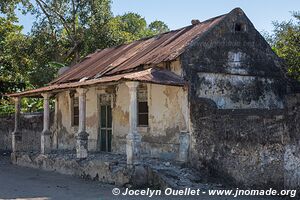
[
  {"xmin": 148, "ymin": 20, "xmax": 169, "ymax": 34},
  {"xmin": 0, "ymin": 0, "xmax": 169, "ymax": 115},
  {"xmin": 0, "ymin": 16, "xmax": 31, "ymax": 115},
  {"xmin": 269, "ymin": 12, "xmax": 300, "ymax": 81}
]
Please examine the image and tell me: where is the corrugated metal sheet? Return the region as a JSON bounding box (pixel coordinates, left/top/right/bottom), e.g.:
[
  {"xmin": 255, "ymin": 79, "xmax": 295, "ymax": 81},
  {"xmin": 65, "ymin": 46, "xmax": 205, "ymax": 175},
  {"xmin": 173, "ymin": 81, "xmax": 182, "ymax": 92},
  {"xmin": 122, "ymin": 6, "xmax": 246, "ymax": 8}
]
[
  {"xmin": 8, "ymin": 68, "xmax": 186, "ymax": 97},
  {"xmin": 8, "ymin": 13, "xmax": 227, "ymax": 97},
  {"xmin": 51, "ymin": 14, "xmax": 225, "ymax": 84}
]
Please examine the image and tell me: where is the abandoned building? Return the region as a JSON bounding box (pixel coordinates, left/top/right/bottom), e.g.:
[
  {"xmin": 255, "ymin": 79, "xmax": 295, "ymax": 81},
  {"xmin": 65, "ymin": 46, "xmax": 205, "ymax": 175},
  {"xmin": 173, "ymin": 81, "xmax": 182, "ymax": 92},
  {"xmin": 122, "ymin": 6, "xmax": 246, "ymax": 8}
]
[{"xmin": 4, "ymin": 7, "xmax": 300, "ymax": 189}]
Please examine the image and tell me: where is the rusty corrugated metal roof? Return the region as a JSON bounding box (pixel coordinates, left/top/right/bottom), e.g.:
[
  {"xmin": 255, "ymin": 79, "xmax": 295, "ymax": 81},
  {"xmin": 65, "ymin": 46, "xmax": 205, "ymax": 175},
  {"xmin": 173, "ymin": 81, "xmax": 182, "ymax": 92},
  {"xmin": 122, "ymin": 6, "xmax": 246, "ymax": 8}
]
[
  {"xmin": 7, "ymin": 12, "xmax": 228, "ymax": 97},
  {"xmin": 8, "ymin": 68, "xmax": 186, "ymax": 97},
  {"xmin": 51, "ymin": 14, "xmax": 225, "ymax": 84}
]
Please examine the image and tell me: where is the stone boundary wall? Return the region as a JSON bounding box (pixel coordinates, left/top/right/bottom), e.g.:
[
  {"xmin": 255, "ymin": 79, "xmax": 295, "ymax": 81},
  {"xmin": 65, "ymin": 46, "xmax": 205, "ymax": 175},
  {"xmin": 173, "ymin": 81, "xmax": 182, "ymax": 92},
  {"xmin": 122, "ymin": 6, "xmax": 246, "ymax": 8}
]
[
  {"xmin": 189, "ymin": 94, "xmax": 300, "ymax": 190},
  {"xmin": 0, "ymin": 113, "xmax": 43, "ymax": 152}
]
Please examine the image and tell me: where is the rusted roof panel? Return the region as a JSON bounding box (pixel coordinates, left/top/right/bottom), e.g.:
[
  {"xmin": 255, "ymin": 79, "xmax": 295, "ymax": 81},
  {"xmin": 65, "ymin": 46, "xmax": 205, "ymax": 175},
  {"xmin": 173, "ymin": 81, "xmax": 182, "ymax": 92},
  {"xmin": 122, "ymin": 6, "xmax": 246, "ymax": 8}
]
[
  {"xmin": 51, "ymin": 14, "xmax": 225, "ymax": 84},
  {"xmin": 8, "ymin": 68, "xmax": 186, "ymax": 97}
]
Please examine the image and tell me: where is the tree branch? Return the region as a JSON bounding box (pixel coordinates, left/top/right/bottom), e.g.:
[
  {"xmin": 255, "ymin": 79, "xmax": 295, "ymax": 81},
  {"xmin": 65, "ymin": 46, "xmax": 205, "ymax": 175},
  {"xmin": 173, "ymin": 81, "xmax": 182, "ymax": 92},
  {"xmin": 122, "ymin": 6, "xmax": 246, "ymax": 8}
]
[{"xmin": 35, "ymin": 0, "xmax": 75, "ymax": 42}]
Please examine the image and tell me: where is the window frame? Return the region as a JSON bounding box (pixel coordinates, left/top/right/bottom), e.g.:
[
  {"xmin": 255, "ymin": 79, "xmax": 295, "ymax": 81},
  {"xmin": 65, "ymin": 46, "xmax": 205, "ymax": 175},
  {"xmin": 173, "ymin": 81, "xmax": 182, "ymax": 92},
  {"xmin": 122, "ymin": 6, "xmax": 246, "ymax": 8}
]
[
  {"xmin": 71, "ymin": 96, "xmax": 79, "ymax": 126},
  {"xmin": 137, "ymin": 85, "xmax": 149, "ymax": 127}
]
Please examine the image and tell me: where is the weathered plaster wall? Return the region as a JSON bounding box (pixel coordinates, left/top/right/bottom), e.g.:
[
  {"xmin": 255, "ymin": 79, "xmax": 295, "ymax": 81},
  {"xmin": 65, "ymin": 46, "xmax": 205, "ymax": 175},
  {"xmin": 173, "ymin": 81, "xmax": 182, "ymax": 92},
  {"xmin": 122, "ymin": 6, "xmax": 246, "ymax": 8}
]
[
  {"xmin": 55, "ymin": 91, "xmax": 76, "ymax": 150},
  {"xmin": 283, "ymin": 94, "xmax": 300, "ymax": 190},
  {"xmin": 188, "ymin": 94, "xmax": 300, "ymax": 189},
  {"xmin": 112, "ymin": 82, "xmax": 189, "ymax": 159},
  {"xmin": 0, "ymin": 114, "xmax": 42, "ymax": 152},
  {"xmin": 180, "ymin": 8, "xmax": 299, "ymax": 189},
  {"xmin": 196, "ymin": 73, "xmax": 284, "ymax": 109},
  {"xmin": 53, "ymin": 82, "xmax": 189, "ymax": 159},
  {"xmin": 181, "ymin": 8, "xmax": 287, "ymax": 110},
  {"xmin": 143, "ymin": 84, "xmax": 189, "ymax": 159},
  {"xmin": 54, "ymin": 86, "xmax": 101, "ymax": 151}
]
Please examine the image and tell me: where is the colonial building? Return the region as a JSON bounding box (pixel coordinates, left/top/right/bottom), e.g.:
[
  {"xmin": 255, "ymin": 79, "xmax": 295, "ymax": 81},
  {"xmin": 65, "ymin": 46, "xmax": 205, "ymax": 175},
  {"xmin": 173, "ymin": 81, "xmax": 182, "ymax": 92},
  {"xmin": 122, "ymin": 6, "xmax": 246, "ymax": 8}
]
[{"xmin": 8, "ymin": 8, "xmax": 300, "ymax": 188}]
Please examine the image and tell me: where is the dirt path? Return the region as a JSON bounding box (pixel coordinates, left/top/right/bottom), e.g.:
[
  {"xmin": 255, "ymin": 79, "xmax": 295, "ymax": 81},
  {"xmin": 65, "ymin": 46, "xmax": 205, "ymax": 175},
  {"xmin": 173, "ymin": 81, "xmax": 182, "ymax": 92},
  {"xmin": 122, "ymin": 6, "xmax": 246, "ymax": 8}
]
[{"xmin": 0, "ymin": 155, "xmax": 284, "ymax": 200}]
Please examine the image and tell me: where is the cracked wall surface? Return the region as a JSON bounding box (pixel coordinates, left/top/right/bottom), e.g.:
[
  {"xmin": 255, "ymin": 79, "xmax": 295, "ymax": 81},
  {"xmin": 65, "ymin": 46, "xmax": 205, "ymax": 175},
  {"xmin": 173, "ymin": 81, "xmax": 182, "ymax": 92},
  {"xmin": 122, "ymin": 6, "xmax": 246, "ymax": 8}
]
[
  {"xmin": 53, "ymin": 79, "xmax": 189, "ymax": 159},
  {"xmin": 180, "ymin": 9, "xmax": 300, "ymax": 189}
]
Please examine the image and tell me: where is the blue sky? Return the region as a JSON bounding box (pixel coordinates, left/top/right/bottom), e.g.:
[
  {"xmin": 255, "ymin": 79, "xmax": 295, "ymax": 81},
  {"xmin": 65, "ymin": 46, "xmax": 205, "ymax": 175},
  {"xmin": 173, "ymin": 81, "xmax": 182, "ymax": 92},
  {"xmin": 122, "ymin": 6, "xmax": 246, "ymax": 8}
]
[{"xmin": 18, "ymin": 0, "xmax": 300, "ymax": 34}]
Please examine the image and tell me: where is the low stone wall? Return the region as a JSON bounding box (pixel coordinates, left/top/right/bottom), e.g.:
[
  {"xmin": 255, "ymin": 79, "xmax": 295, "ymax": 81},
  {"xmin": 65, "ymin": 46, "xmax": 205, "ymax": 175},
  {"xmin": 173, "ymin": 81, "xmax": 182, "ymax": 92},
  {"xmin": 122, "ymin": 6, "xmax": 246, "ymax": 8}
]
[
  {"xmin": 13, "ymin": 151, "xmax": 132, "ymax": 186},
  {"xmin": 0, "ymin": 113, "xmax": 43, "ymax": 152},
  {"xmin": 12, "ymin": 151, "xmax": 221, "ymax": 190},
  {"xmin": 189, "ymin": 94, "xmax": 300, "ymax": 190}
]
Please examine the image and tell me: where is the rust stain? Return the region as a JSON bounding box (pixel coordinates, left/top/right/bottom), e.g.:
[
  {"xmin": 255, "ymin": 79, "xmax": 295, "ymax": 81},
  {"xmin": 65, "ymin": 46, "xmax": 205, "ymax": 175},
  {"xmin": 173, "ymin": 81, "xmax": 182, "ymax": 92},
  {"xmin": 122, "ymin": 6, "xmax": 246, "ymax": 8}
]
[
  {"xmin": 8, "ymin": 13, "xmax": 227, "ymax": 97},
  {"xmin": 9, "ymin": 68, "xmax": 186, "ymax": 97},
  {"xmin": 51, "ymin": 14, "xmax": 224, "ymax": 84}
]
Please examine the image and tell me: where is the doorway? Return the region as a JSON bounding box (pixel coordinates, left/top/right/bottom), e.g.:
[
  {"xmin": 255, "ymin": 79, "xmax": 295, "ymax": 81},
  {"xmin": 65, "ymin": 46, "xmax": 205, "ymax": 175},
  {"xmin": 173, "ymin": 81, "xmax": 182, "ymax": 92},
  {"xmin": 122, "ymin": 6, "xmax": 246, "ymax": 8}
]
[{"xmin": 98, "ymin": 94, "xmax": 112, "ymax": 152}]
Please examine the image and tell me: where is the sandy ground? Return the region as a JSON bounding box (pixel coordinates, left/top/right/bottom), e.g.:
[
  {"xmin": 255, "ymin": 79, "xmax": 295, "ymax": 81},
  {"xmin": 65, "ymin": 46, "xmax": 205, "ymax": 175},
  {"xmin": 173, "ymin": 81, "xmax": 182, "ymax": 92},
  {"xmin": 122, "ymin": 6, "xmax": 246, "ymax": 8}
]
[{"xmin": 0, "ymin": 155, "xmax": 285, "ymax": 200}]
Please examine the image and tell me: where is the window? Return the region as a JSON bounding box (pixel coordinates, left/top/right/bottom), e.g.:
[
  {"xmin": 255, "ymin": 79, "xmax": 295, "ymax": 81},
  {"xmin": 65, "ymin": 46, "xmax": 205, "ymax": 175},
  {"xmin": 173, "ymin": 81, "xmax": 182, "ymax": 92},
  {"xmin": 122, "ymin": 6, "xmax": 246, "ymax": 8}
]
[
  {"xmin": 72, "ymin": 97, "xmax": 79, "ymax": 126},
  {"xmin": 234, "ymin": 23, "xmax": 246, "ymax": 32},
  {"xmin": 137, "ymin": 85, "xmax": 148, "ymax": 126}
]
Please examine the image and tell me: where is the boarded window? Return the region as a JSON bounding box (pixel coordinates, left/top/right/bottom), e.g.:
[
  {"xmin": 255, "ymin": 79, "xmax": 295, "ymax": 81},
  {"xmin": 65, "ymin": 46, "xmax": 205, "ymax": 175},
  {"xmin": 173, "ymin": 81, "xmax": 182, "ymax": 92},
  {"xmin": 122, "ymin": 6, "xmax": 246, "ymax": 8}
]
[
  {"xmin": 72, "ymin": 97, "xmax": 79, "ymax": 126},
  {"xmin": 137, "ymin": 85, "xmax": 148, "ymax": 126}
]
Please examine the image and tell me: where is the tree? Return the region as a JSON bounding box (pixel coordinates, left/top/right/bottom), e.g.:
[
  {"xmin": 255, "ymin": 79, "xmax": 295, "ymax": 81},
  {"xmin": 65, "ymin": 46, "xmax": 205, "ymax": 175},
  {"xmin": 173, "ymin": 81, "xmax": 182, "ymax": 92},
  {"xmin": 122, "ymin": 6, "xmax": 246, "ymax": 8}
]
[
  {"xmin": 0, "ymin": 16, "xmax": 31, "ymax": 114},
  {"xmin": 269, "ymin": 12, "xmax": 300, "ymax": 81},
  {"xmin": 148, "ymin": 20, "xmax": 169, "ymax": 34},
  {"xmin": 0, "ymin": 0, "xmax": 169, "ymax": 114},
  {"xmin": 105, "ymin": 13, "xmax": 169, "ymax": 46}
]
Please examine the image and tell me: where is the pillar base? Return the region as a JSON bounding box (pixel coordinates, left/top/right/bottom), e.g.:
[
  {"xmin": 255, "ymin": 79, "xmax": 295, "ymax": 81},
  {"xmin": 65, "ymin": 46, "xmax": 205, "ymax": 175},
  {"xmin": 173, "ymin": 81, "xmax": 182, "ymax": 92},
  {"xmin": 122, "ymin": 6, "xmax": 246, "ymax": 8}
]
[
  {"xmin": 41, "ymin": 130, "xmax": 52, "ymax": 154},
  {"xmin": 12, "ymin": 131, "xmax": 22, "ymax": 152},
  {"xmin": 76, "ymin": 131, "xmax": 89, "ymax": 159},
  {"xmin": 10, "ymin": 152, "xmax": 18, "ymax": 164},
  {"xmin": 126, "ymin": 132, "xmax": 141, "ymax": 166},
  {"xmin": 178, "ymin": 131, "xmax": 190, "ymax": 163}
]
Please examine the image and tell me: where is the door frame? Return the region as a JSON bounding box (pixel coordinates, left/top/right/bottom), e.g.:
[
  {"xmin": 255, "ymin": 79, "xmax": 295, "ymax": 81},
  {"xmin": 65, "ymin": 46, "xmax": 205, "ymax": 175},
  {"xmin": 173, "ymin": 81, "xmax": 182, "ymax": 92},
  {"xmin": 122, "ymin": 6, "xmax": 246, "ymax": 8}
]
[{"xmin": 97, "ymin": 93, "xmax": 113, "ymax": 152}]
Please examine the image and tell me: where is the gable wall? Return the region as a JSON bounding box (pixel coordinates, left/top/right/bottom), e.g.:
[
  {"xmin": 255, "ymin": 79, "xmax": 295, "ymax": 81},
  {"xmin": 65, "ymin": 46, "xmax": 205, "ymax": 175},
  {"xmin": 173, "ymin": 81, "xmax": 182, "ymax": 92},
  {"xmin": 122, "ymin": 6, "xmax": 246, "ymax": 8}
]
[
  {"xmin": 180, "ymin": 9, "xmax": 300, "ymax": 189},
  {"xmin": 181, "ymin": 9, "xmax": 287, "ymax": 109}
]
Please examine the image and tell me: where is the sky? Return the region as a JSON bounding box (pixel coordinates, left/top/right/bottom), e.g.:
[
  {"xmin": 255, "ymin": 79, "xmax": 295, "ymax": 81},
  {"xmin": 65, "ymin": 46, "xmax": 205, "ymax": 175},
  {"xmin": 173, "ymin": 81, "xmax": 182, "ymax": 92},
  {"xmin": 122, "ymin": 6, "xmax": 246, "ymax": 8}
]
[{"xmin": 18, "ymin": 0, "xmax": 300, "ymax": 35}]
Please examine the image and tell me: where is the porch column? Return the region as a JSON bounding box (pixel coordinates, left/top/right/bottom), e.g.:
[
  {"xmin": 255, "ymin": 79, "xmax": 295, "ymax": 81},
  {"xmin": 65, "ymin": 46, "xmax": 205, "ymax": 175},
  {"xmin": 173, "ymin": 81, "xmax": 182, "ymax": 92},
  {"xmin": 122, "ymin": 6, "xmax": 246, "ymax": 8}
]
[
  {"xmin": 125, "ymin": 82, "xmax": 141, "ymax": 166},
  {"xmin": 41, "ymin": 93, "xmax": 52, "ymax": 154},
  {"xmin": 76, "ymin": 88, "xmax": 89, "ymax": 159},
  {"xmin": 11, "ymin": 97, "xmax": 22, "ymax": 153}
]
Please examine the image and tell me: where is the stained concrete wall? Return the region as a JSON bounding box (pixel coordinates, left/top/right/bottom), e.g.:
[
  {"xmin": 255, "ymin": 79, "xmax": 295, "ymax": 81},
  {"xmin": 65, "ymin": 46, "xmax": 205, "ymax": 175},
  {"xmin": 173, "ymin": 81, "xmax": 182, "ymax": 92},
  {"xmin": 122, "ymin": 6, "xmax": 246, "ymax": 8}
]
[
  {"xmin": 196, "ymin": 73, "xmax": 284, "ymax": 109},
  {"xmin": 53, "ymin": 81, "xmax": 189, "ymax": 159},
  {"xmin": 0, "ymin": 114, "xmax": 42, "ymax": 152},
  {"xmin": 112, "ymin": 83, "xmax": 189, "ymax": 159},
  {"xmin": 181, "ymin": 8, "xmax": 287, "ymax": 111},
  {"xmin": 54, "ymin": 86, "xmax": 102, "ymax": 151},
  {"xmin": 180, "ymin": 8, "xmax": 300, "ymax": 189},
  {"xmin": 188, "ymin": 94, "xmax": 300, "ymax": 189}
]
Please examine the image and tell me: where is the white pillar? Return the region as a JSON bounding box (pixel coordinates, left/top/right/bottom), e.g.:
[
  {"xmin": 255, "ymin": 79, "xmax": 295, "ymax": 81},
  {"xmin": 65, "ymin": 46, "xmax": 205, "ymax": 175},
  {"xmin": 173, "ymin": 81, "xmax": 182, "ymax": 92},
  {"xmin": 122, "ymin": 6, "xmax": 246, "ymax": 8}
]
[
  {"xmin": 125, "ymin": 82, "xmax": 141, "ymax": 166},
  {"xmin": 76, "ymin": 88, "xmax": 89, "ymax": 159},
  {"xmin": 41, "ymin": 93, "xmax": 52, "ymax": 154},
  {"xmin": 12, "ymin": 97, "xmax": 22, "ymax": 153}
]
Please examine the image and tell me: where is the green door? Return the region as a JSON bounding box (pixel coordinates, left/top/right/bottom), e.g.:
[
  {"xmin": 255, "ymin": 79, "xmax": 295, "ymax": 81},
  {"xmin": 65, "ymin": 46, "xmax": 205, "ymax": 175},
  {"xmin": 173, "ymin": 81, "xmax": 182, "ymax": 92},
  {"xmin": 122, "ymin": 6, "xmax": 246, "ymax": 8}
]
[{"xmin": 99, "ymin": 104, "xmax": 112, "ymax": 152}]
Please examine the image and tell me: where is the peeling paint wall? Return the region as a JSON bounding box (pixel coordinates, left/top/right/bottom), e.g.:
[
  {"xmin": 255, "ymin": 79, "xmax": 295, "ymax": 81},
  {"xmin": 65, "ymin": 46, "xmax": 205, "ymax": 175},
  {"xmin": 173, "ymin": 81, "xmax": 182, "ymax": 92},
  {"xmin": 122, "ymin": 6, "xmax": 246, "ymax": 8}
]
[
  {"xmin": 55, "ymin": 91, "xmax": 76, "ymax": 150},
  {"xmin": 112, "ymin": 82, "xmax": 189, "ymax": 159},
  {"xmin": 143, "ymin": 84, "xmax": 188, "ymax": 159},
  {"xmin": 181, "ymin": 8, "xmax": 287, "ymax": 110},
  {"xmin": 54, "ymin": 86, "xmax": 109, "ymax": 151},
  {"xmin": 196, "ymin": 73, "xmax": 284, "ymax": 109},
  {"xmin": 53, "ymin": 81, "xmax": 189, "ymax": 159},
  {"xmin": 180, "ymin": 9, "xmax": 299, "ymax": 189}
]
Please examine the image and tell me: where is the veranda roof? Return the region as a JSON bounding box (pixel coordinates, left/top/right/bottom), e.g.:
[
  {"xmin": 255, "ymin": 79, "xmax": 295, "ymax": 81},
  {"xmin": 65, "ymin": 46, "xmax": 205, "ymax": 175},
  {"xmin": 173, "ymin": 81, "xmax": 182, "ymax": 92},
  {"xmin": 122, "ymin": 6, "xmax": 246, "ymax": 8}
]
[{"xmin": 8, "ymin": 68, "xmax": 186, "ymax": 97}]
